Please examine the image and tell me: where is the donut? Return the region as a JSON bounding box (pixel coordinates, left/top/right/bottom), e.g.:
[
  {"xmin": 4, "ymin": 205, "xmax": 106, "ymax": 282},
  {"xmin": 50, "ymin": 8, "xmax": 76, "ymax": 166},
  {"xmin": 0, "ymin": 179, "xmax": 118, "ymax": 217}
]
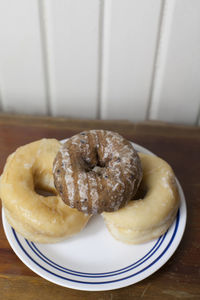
[
  {"xmin": 102, "ymin": 153, "xmax": 180, "ymax": 244},
  {"xmin": 53, "ymin": 130, "xmax": 142, "ymax": 214},
  {"xmin": 0, "ymin": 139, "xmax": 90, "ymax": 243}
]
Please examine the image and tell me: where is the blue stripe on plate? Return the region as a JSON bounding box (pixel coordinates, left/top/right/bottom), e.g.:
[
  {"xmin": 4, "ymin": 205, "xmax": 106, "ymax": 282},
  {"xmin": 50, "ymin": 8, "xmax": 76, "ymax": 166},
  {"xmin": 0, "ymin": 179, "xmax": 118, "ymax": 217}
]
[
  {"xmin": 27, "ymin": 233, "xmax": 165, "ymax": 276},
  {"xmin": 11, "ymin": 210, "xmax": 179, "ymax": 284},
  {"xmin": 24, "ymin": 233, "xmax": 165, "ymax": 278}
]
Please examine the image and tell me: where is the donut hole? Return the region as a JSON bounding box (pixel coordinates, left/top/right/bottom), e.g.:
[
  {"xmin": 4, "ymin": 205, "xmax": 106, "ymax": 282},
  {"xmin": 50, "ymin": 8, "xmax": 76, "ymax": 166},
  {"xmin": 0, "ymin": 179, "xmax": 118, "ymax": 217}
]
[
  {"xmin": 95, "ymin": 149, "xmax": 106, "ymax": 168},
  {"xmin": 81, "ymin": 153, "xmax": 106, "ymax": 176},
  {"xmin": 33, "ymin": 171, "xmax": 58, "ymax": 197},
  {"xmin": 35, "ymin": 186, "xmax": 57, "ymax": 197},
  {"xmin": 92, "ymin": 166, "xmax": 103, "ymax": 175},
  {"xmin": 133, "ymin": 182, "xmax": 148, "ymax": 200},
  {"xmin": 80, "ymin": 158, "xmax": 94, "ymax": 172}
]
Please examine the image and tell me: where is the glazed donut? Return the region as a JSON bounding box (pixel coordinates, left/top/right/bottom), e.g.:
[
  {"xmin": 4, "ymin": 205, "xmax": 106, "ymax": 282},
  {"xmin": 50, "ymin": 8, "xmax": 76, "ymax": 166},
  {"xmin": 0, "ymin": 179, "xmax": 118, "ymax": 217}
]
[
  {"xmin": 53, "ymin": 130, "xmax": 142, "ymax": 214},
  {"xmin": 102, "ymin": 153, "xmax": 180, "ymax": 244},
  {"xmin": 0, "ymin": 139, "xmax": 90, "ymax": 243}
]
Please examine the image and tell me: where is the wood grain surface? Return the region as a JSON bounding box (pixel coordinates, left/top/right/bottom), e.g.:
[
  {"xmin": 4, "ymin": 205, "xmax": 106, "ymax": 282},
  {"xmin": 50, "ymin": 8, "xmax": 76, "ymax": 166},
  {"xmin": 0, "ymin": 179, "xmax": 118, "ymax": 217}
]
[{"xmin": 0, "ymin": 114, "xmax": 199, "ymax": 300}]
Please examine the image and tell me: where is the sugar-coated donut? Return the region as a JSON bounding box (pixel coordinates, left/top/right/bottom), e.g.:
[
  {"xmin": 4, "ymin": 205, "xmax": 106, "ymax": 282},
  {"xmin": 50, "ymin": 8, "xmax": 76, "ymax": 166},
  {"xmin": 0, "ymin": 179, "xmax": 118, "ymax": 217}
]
[
  {"xmin": 53, "ymin": 130, "xmax": 142, "ymax": 214},
  {"xmin": 0, "ymin": 139, "xmax": 90, "ymax": 243},
  {"xmin": 102, "ymin": 153, "xmax": 180, "ymax": 244}
]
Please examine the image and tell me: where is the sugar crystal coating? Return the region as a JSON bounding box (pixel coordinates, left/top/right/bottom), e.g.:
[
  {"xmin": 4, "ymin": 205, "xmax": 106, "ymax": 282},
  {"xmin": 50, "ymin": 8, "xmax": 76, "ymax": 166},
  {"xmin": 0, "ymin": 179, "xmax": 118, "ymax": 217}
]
[{"xmin": 53, "ymin": 130, "xmax": 143, "ymax": 214}]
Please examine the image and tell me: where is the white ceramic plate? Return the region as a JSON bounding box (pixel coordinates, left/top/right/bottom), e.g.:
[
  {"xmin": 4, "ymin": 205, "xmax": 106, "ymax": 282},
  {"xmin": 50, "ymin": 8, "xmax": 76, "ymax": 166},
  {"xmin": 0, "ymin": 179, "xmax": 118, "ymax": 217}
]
[{"xmin": 2, "ymin": 142, "xmax": 187, "ymax": 291}]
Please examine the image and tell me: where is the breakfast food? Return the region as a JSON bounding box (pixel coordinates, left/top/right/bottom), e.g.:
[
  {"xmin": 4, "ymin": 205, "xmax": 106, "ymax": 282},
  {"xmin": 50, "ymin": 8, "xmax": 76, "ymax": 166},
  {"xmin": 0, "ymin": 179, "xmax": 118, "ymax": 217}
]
[
  {"xmin": 0, "ymin": 139, "xmax": 90, "ymax": 243},
  {"xmin": 102, "ymin": 153, "xmax": 180, "ymax": 244},
  {"xmin": 0, "ymin": 130, "xmax": 180, "ymax": 246},
  {"xmin": 53, "ymin": 130, "xmax": 142, "ymax": 214}
]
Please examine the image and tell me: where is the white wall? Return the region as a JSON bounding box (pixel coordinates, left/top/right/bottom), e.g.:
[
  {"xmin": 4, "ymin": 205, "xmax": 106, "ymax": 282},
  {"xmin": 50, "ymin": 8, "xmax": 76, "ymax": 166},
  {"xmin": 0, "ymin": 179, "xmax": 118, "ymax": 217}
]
[{"xmin": 0, "ymin": 0, "xmax": 200, "ymax": 125}]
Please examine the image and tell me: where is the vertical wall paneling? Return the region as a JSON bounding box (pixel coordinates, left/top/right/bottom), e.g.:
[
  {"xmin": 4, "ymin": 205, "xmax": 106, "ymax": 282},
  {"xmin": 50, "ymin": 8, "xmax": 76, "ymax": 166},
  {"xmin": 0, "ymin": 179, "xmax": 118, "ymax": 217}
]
[
  {"xmin": 149, "ymin": 0, "xmax": 200, "ymax": 125},
  {"xmin": 0, "ymin": 0, "xmax": 47, "ymax": 114},
  {"xmin": 45, "ymin": 0, "xmax": 100, "ymax": 118},
  {"xmin": 0, "ymin": 75, "xmax": 3, "ymax": 110},
  {"xmin": 197, "ymin": 106, "xmax": 200, "ymax": 126},
  {"xmin": 100, "ymin": 0, "xmax": 162, "ymax": 121}
]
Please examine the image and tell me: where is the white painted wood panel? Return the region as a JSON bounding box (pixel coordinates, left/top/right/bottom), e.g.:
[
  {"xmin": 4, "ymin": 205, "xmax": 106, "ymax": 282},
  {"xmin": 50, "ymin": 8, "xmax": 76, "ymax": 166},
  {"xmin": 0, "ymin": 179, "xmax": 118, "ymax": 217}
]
[
  {"xmin": 0, "ymin": 0, "xmax": 47, "ymax": 114},
  {"xmin": 149, "ymin": 0, "xmax": 200, "ymax": 125},
  {"xmin": 100, "ymin": 0, "xmax": 162, "ymax": 121},
  {"xmin": 44, "ymin": 0, "xmax": 100, "ymax": 118},
  {"xmin": 198, "ymin": 108, "xmax": 200, "ymax": 125}
]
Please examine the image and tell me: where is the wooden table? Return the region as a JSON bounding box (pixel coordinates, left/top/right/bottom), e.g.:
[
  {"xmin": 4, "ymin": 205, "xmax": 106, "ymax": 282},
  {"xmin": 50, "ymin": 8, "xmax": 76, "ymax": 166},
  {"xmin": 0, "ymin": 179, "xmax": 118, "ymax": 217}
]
[{"xmin": 0, "ymin": 114, "xmax": 199, "ymax": 300}]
